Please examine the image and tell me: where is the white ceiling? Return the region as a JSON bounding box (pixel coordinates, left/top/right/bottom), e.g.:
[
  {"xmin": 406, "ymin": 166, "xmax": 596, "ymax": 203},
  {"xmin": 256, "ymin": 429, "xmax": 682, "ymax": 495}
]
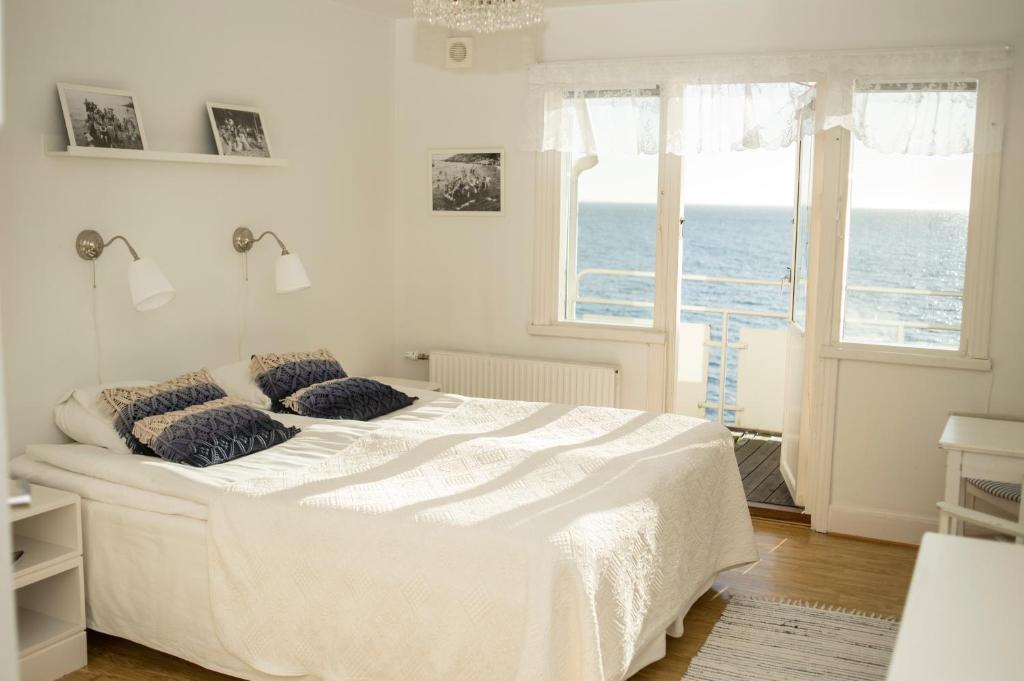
[{"xmin": 337, "ymin": 0, "xmax": 661, "ymax": 19}]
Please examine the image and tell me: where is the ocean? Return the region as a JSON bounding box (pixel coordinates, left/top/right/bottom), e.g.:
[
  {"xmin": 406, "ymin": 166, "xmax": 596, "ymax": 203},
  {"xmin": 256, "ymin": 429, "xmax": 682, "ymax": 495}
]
[{"xmin": 575, "ymin": 202, "xmax": 968, "ymax": 421}]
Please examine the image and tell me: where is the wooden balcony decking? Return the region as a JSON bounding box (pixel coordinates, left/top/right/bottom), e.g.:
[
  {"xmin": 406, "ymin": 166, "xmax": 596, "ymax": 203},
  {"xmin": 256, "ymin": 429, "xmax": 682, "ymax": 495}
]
[{"xmin": 732, "ymin": 431, "xmax": 801, "ymax": 511}]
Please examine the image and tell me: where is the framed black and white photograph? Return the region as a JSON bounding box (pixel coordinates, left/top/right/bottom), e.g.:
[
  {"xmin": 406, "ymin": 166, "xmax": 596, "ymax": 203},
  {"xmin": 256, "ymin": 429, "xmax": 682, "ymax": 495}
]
[
  {"xmin": 207, "ymin": 103, "xmax": 272, "ymax": 158},
  {"xmin": 430, "ymin": 149, "xmax": 503, "ymax": 215},
  {"xmin": 57, "ymin": 83, "xmax": 147, "ymax": 150}
]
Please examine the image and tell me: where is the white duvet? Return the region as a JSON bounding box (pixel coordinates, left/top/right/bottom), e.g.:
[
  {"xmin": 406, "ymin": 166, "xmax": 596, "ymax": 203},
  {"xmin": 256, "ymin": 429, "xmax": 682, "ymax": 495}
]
[
  {"xmin": 11, "ymin": 392, "xmax": 756, "ymax": 681},
  {"xmin": 207, "ymin": 398, "xmax": 756, "ymax": 681}
]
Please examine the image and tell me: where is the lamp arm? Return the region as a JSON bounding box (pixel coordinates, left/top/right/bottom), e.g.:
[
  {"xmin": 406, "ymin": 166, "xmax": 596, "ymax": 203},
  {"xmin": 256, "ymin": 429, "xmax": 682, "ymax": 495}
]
[
  {"xmin": 253, "ymin": 230, "xmax": 290, "ymax": 255},
  {"xmin": 104, "ymin": 235, "xmax": 141, "ymax": 261}
]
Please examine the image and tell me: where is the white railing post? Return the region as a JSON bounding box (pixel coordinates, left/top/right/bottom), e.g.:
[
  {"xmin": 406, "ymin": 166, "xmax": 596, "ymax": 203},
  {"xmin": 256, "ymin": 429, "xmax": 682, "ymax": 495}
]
[{"xmin": 718, "ymin": 311, "xmax": 730, "ymax": 424}]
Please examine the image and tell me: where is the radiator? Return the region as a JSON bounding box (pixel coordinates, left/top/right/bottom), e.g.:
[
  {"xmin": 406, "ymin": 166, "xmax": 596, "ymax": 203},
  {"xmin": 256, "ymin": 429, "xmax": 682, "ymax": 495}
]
[{"xmin": 429, "ymin": 350, "xmax": 620, "ymax": 407}]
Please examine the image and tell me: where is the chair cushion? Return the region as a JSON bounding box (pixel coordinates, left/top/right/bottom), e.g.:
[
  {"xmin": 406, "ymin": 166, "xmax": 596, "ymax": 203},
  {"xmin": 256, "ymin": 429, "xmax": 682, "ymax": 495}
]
[{"xmin": 967, "ymin": 478, "xmax": 1022, "ymax": 503}]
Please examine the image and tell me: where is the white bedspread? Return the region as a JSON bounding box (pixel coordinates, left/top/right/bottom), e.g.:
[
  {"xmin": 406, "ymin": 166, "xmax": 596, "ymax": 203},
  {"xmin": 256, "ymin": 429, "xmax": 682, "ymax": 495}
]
[{"xmin": 207, "ymin": 398, "xmax": 756, "ymax": 681}]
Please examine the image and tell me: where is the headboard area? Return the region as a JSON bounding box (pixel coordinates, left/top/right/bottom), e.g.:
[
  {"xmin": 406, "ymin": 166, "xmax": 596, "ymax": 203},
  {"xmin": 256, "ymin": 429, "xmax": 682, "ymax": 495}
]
[{"xmin": 0, "ymin": 0, "xmax": 399, "ymax": 454}]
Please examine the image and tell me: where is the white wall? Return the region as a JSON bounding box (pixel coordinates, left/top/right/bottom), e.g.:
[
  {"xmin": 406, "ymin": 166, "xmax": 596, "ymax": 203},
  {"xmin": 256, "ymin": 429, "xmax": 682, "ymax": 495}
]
[
  {"xmin": 0, "ymin": 0, "xmax": 397, "ymax": 454},
  {"xmin": 0, "ymin": 302, "xmax": 20, "ymax": 679},
  {"xmin": 392, "ymin": 0, "xmax": 1024, "ymax": 541}
]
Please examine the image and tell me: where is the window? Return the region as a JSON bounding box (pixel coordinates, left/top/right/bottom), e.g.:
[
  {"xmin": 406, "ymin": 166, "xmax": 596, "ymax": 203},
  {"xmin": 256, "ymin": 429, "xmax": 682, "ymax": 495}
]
[
  {"xmin": 558, "ymin": 90, "xmax": 661, "ymax": 329},
  {"xmin": 563, "ymin": 153, "xmax": 660, "ymax": 327},
  {"xmin": 839, "ymin": 81, "xmax": 977, "ymax": 351}
]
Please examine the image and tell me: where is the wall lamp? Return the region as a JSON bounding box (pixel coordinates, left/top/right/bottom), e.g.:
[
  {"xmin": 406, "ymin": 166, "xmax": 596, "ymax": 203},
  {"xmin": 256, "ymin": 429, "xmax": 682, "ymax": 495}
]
[
  {"xmin": 75, "ymin": 229, "xmax": 176, "ymax": 312},
  {"xmin": 232, "ymin": 226, "xmax": 311, "ymax": 294}
]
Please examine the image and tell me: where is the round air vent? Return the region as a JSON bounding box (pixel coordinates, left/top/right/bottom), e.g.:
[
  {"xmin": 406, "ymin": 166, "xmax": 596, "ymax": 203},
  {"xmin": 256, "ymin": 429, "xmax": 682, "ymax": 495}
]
[{"xmin": 446, "ymin": 37, "xmax": 474, "ymax": 69}]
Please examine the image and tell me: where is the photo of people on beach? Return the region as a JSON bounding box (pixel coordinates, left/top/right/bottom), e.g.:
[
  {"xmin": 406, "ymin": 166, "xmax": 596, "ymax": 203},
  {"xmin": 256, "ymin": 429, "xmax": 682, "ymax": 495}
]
[
  {"xmin": 207, "ymin": 103, "xmax": 272, "ymax": 158},
  {"xmin": 58, "ymin": 84, "xmax": 146, "ymax": 150},
  {"xmin": 431, "ymin": 150, "xmax": 503, "ymax": 215}
]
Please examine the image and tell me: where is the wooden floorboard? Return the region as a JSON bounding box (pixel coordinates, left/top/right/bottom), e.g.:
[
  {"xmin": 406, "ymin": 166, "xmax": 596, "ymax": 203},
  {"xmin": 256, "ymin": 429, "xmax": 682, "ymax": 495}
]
[
  {"xmin": 747, "ymin": 450, "xmax": 784, "ymax": 497},
  {"xmin": 765, "ymin": 478, "xmax": 798, "ymax": 506},
  {"xmin": 732, "ymin": 436, "xmax": 765, "ymax": 467},
  {"xmin": 736, "ymin": 440, "xmax": 776, "ymax": 479},
  {"xmin": 743, "ymin": 444, "xmax": 781, "ymax": 497},
  {"xmin": 61, "ymin": 520, "xmax": 918, "ymax": 681},
  {"xmin": 732, "ymin": 432, "xmax": 798, "ymax": 509}
]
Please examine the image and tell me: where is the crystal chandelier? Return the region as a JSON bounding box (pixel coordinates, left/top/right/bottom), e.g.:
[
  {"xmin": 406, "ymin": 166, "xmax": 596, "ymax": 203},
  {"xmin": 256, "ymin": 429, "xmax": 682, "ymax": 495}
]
[{"xmin": 413, "ymin": 0, "xmax": 544, "ymax": 34}]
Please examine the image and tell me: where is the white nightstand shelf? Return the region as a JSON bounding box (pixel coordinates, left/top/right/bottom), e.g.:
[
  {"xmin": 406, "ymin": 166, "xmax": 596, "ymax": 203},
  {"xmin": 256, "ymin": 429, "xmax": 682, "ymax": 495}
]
[{"xmin": 10, "ymin": 484, "xmax": 86, "ymax": 681}]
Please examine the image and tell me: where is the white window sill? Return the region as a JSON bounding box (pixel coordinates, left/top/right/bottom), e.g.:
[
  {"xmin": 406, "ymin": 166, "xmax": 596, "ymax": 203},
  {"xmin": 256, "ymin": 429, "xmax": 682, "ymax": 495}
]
[
  {"xmin": 528, "ymin": 322, "xmax": 666, "ymax": 345},
  {"xmin": 819, "ymin": 344, "xmax": 991, "ymax": 371}
]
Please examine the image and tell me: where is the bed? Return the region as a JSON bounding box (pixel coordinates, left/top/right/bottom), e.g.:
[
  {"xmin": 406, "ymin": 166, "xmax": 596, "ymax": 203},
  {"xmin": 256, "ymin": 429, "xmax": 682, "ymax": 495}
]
[{"xmin": 10, "ymin": 387, "xmax": 757, "ymax": 681}]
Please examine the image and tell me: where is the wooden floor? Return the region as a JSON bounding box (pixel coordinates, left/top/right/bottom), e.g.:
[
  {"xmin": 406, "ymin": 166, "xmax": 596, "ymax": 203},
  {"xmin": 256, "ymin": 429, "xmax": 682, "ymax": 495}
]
[
  {"xmin": 733, "ymin": 431, "xmax": 797, "ymax": 508},
  {"xmin": 63, "ymin": 520, "xmax": 917, "ymax": 681}
]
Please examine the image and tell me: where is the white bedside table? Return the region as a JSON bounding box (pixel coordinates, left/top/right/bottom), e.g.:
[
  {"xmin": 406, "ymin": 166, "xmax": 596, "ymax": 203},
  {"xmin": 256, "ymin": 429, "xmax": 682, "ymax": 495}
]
[
  {"xmin": 10, "ymin": 484, "xmax": 87, "ymax": 681},
  {"xmin": 369, "ymin": 376, "xmax": 443, "ymax": 392}
]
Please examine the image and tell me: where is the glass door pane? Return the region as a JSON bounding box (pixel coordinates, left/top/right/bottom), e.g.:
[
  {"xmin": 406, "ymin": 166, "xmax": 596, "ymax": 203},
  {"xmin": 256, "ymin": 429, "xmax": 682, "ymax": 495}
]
[
  {"xmin": 679, "ymin": 148, "xmax": 797, "ymax": 427},
  {"xmin": 791, "ymin": 131, "xmax": 814, "ymax": 329}
]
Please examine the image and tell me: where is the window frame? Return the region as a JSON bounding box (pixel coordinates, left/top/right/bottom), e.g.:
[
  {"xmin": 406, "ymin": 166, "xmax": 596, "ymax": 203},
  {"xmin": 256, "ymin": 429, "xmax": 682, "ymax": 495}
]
[
  {"xmin": 529, "ymin": 91, "xmax": 680, "ymax": 346},
  {"xmin": 819, "ymin": 74, "xmax": 1005, "ymax": 371}
]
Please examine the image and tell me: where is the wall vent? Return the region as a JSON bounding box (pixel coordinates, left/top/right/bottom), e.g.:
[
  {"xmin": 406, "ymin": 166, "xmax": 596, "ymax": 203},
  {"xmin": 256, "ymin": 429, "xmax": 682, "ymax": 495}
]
[{"xmin": 446, "ymin": 37, "xmax": 474, "ymax": 69}]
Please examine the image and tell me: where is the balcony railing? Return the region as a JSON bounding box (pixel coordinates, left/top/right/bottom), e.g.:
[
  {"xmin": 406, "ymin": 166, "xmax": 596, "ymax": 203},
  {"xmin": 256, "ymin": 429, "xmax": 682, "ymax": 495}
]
[{"xmin": 572, "ymin": 268, "xmax": 962, "ymax": 423}]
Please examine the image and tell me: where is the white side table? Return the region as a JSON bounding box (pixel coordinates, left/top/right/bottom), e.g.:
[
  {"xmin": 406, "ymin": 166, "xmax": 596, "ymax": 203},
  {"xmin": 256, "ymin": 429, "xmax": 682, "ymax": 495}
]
[
  {"xmin": 938, "ymin": 415, "xmax": 1024, "ymax": 535},
  {"xmin": 10, "ymin": 484, "xmax": 87, "ymax": 681},
  {"xmin": 369, "ymin": 376, "xmax": 443, "ymax": 393},
  {"xmin": 886, "ymin": 533, "xmax": 1024, "ymax": 680}
]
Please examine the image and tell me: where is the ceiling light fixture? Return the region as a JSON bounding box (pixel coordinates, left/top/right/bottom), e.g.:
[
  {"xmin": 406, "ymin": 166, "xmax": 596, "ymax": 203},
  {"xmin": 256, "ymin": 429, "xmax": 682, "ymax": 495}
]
[{"xmin": 413, "ymin": 0, "xmax": 544, "ymax": 33}]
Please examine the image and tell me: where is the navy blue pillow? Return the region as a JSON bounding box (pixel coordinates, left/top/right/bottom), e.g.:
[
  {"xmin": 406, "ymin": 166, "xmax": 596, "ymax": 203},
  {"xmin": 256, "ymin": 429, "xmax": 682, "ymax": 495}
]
[
  {"xmin": 101, "ymin": 369, "xmax": 229, "ymax": 456},
  {"xmin": 251, "ymin": 349, "xmax": 347, "ymax": 412},
  {"xmin": 281, "ymin": 378, "xmax": 417, "ymax": 421},
  {"xmin": 132, "ymin": 397, "xmax": 300, "ymax": 467}
]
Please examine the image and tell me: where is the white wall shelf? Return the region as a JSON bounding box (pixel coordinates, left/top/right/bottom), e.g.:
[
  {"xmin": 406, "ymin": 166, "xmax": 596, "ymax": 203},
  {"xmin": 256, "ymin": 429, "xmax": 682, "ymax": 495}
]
[{"xmin": 42, "ymin": 135, "xmax": 288, "ymax": 166}]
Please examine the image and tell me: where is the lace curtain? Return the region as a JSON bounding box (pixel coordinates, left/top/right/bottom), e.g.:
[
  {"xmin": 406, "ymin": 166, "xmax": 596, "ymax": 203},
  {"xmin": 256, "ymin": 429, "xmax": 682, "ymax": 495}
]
[
  {"xmin": 853, "ymin": 82, "xmax": 978, "ymax": 155},
  {"xmin": 525, "ymin": 46, "xmax": 1010, "ymax": 157},
  {"xmin": 542, "ymin": 89, "xmax": 661, "ymax": 156}
]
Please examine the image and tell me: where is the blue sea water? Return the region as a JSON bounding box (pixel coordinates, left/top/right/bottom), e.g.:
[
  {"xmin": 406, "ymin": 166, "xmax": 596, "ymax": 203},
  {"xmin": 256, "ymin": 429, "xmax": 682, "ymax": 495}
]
[{"xmin": 575, "ymin": 202, "xmax": 968, "ymax": 421}]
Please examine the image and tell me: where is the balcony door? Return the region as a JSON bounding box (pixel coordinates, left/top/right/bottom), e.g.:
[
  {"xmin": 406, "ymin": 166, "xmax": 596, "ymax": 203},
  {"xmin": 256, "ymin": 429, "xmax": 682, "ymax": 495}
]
[{"xmin": 670, "ymin": 145, "xmax": 803, "ymax": 433}]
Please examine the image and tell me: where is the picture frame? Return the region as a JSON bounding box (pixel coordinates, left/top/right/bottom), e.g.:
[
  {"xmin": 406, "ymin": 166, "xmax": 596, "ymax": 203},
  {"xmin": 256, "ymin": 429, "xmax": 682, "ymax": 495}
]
[
  {"xmin": 206, "ymin": 102, "xmax": 273, "ymax": 158},
  {"xmin": 57, "ymin": 83, "xmax": 147, "ymax": 150},
  {"xmin": 430, "ymin": 148, "xmax": 504, "ymax": 215}
]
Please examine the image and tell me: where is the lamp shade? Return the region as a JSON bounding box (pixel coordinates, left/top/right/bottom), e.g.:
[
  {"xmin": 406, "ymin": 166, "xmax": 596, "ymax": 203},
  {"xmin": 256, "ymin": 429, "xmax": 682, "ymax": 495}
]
[
  {"xmin": 275, "ymin": 253, "xmax": 311, "ymax": 294},
  {"xmin": 128, "ymin": 257, "xmax": 176, "ymax": 311}
]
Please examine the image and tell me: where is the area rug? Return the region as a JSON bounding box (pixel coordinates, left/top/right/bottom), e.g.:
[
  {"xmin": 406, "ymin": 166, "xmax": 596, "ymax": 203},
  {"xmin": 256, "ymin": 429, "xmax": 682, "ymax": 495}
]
[{"xmin": 682, "ymin": 595, "xmax": 899, "ymax": 681}]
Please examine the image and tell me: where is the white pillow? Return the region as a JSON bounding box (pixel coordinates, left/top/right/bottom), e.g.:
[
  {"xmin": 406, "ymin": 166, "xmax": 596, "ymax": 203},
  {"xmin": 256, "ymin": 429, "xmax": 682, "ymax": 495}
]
[
  {"xmin": 54, "ymin": 380, "xmax": 156, "ymax": 454},
  {"xmin": 210, "ymin": 360, "xmax": 271, "ymax": 409}
]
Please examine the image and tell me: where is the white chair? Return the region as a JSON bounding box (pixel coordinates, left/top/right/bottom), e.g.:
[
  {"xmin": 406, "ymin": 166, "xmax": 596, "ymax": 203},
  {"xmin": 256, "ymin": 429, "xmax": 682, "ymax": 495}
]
[{"xmin": 938, "ymin": 500, "xmax": 1024, "ymax": 544}]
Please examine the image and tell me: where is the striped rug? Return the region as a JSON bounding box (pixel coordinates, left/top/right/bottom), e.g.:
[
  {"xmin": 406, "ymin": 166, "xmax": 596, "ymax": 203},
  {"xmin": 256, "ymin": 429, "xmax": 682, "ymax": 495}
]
[{"xmin": 683, "ymin": 596, "xmax": 899, "ymax": 681}]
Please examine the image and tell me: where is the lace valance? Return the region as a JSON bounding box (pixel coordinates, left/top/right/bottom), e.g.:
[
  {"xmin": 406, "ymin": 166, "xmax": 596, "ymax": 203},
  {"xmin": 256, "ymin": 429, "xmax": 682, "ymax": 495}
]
[{"xmin": 526, "ymin": 45, "xmax": 1011, "ymax": 156}]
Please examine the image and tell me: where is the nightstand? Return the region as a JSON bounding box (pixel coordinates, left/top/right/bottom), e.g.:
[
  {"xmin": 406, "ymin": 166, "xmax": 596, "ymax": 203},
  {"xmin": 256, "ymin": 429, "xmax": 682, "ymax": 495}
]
[
  {"xmin": 10, "ymin": 484, "xmax": 86, "ymax": 681},
  {"xmin": 369, "ymin": 376, "xmax": 443, "ymax": 392}
]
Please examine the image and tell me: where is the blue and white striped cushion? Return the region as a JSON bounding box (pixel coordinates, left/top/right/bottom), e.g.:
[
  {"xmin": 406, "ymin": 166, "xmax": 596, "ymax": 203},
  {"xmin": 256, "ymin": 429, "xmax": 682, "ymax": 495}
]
[{"xmin": 967, "ymin": 478, "xmax": 1022, "ymax": 503}]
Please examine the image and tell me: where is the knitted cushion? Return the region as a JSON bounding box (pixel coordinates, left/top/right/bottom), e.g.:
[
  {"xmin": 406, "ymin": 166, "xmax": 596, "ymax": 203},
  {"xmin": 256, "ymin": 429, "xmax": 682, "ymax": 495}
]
[
  {"xmin": 251, "ymin": 349, "xmax": 347, "ymax": 412},
  {"xmin": 132, "ymin": 396, "xmax": 300, "ymax": 467},
  {"xmin": 967, "ymin": 478, "xmax": 1022, "ymax": 503},
  {"xmin": 282, "ymin": 377, "xmax": 417, "ymax": 421},
  {"xmin": 100, "ymin": 369, "xmax": 227, "ymax": 455}
]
